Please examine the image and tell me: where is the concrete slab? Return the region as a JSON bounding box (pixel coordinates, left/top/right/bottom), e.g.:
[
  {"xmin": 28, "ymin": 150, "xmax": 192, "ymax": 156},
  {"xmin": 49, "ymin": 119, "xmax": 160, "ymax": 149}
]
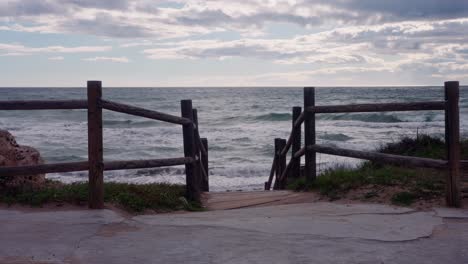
[
  {"xmin": 433, "ymin": 207, "xmax": 468, "ymax": 218},
  {"xmin": 0, "ymin": 209, "xmax": 124, "ymax": 263},
  {"xmin": 0, "ymin": 203, "xmax": 467, "ymax": 264},
  {"xmin": 135, "ymin": 203, "xmax": 438, "ymax": 241}
]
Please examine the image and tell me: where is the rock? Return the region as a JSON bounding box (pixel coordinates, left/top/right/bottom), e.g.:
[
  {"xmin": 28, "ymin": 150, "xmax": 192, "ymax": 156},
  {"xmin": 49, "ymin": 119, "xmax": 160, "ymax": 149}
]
[{"xmin": 0, "ymin": 130, "xmax": 45, "ymax": 189}]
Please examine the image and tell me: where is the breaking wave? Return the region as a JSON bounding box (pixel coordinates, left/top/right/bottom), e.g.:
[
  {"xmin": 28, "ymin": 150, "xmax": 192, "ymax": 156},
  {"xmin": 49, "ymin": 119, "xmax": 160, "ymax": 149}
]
[{"xmin": 321, "ymin": 113, "xmax": 403, "ymax": 123}]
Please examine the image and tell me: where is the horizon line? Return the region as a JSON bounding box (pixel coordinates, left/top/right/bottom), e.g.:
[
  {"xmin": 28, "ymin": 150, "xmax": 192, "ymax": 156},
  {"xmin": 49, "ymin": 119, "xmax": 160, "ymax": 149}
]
[{"xmin": 0, "ymin": 84, "xmax": 460, "ymax": 89}]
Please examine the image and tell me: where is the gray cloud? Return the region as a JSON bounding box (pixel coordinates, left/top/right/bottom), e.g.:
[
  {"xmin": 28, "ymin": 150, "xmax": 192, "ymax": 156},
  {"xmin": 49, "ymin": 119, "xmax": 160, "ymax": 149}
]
[
  {"xmin": 0, "ymin": 1, "xmax": 63, "ymax": 17},
  {"xmin": 0, "ymin": 0, "xmax": 130, "ymax": 17},
  {"xmin": 174, "ymin": 9, "xmax": 324, "ymax": 28},
  {"xmin": 2, "ymin": 0, "xmax": 468, "ymax": 38},
  {"xmin": 62, "ymin": 13, "xmax": 152, "ymax": 38},
  {"xmin": 320, "ymin": 19, "xmax": 468, "ymax": 55},
  {"xmin": 334, "ymin": 0, "xmax": 468, "ymax": 21},
  {"xmin": 169, "ymin": 0, "xmax": 468, "ymax": 31},
  {"xmin": 64, "ymin": 0, "xmax": 130, "ymax": 10},
  {"xmin": 174, "ymin": 9, "xmax": 233, "ymax": 26}
]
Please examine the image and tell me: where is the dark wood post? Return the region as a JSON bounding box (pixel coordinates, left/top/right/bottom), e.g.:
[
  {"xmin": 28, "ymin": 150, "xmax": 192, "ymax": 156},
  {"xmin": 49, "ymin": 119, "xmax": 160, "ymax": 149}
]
[
  {"xmin": 304, "ymin": 87, "xmax": 316, "ymax": 182},
  {"xmin": 192, "ymin": 108, "xmax": 199, "ymax": 134},
  {"xmin": 87, "ymin": 81, "xmax": 104, "ymax": 209},
  {"xmin": 265, "ymin": 148, "xmax": 277, "ymax": 191},
  {"xmin": 192, "ymin": 108, "xmax": 201, "ymax": 189},
  {"xmin": 444, "ymin": 81, "xmax": 461, "ymax": 207},
  {"xmin": 279, "ymin": 139, "xmax": 287, "ymax": 189},
  {"xmin": 291, "ymin": 106, "xmax": 302, "ymax": 179},
  {"xmin": 181, "ymin": 100, "xmax": 200, "ymax": 202},
  {"xmin": 273, "ymin": 138, "xmax": 286, "ymax": 190},
  {"xmin": 201, "ymin": 138, "xmax": 209, "ymax": 192}
]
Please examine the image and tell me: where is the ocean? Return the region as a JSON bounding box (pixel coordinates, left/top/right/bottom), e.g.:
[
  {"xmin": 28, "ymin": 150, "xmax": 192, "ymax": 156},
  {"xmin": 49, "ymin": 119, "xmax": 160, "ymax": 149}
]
[{"xmin": 1, "ymin": 86, "xmax": 467, "ymax": 191}]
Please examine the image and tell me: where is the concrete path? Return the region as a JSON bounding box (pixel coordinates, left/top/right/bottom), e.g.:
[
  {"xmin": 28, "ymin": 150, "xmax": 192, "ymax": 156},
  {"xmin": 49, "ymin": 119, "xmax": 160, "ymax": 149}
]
[{"xmin": 0, "ymin": 202, "xmax": 467, "ymax": 263}]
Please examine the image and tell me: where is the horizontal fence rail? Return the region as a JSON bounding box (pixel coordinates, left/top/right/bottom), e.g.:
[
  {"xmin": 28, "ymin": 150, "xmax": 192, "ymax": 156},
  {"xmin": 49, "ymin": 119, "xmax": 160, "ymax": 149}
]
[
  {"xmin": 104, "ymin": 157, "xmax": 193, "ymax": 171},
  {"xmin": 0, "ymin": 100, "xmax": 88, "ymax": 110},
  {"xmin": 0, "ymin": 157, "xmax": 194, "ymax": 177},
  {"xmin": 307, "ymin": 101, "xmax": 446, "ymax": 114},
  {"xmin": 101, "ymin": 99, "xmax": 191, "ymax": 125},
  {"xmin": 462, "ymin": 161, "xmax": 468, "ymax": 171},
  {"xmin": 309, "ymin": 144, "xmax": 448, "ymax": 170},
  {"xmin": 0, "ymin": 161, "xmax": 89, "ymax": 176}
]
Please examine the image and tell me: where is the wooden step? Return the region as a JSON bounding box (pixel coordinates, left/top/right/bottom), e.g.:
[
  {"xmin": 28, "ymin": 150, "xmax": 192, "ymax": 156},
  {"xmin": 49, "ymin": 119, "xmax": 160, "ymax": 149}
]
[{"xmin": 202, "ymin": 191, "xmax": 319, "ymax": 210}]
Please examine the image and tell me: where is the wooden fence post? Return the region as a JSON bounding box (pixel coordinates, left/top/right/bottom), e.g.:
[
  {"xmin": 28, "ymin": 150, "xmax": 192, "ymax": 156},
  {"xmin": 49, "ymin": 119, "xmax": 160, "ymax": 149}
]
[
  {"xmin": 181, "ymin": 100, "xmax": 200, "ymax": 202},
  {"xmin": 291, "ymin": 106, "xmax": 302, "ymax": 180},
  {"xmin": 273, "ymin": 138, "xmax": 286, "ymax": 190},
  {"xmin": 444, "ymin": 81, "xmax": 461, "ymax": 207},
  {"xmin": 192, "ymin": 109, "xmax": 201, "ymax": 189},
  {"xmin": 265, "ymin": 144, "xmax": 277, "ymax": 190},
  {"xmin": 87, "ymin": 81, "xmax": 104, "ymax": 209},
  {"xmin": 201, "ymin": 138, "xmax": 209, "ymax": 192},
  {"xmin": 304, "ymin": 87, "xmax": 316, "ymax": 182}
]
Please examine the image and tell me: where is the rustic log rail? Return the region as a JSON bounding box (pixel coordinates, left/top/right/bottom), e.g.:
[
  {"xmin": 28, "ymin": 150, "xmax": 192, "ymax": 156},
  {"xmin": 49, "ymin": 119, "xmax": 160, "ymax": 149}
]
[
  {"xmin": 309, "ymin": 145, "xmax": 448, "ymax": 170},
  {"xmin": 101, "ymin": 99, "xmax": 191, "ymax": 125},
  {"xmin": 266, "ymin": 81, "xmax": 464, "ymax": 208},
  {"xmin": 307, "ymin": 101, "xmax": 446, "ymax": 114},
  {"xmin": 0, "ymin": 80, "xmax": 209, "ymax": 208},
  {"xmin": 0, "ymin": 157, "xmax": 193, "ymax": 177},
  {"xmin": 293, "ymin": 147, "xmax": 306, "ymax": 159},
  {"xmin": 462, "ymin": 161, "xmax": 468, "ymax": 171},
  {"xmin": 0, "ymin": 161, "xmax": 90, "ymax": 176},
  {"xmin": 0, "ymin": 100, "xmax": 88, "ymax": 110}
]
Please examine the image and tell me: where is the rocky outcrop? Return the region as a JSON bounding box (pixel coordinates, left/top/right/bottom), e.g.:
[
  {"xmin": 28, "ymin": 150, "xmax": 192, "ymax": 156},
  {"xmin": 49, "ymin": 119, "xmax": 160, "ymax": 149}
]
[{"xmin": 0, "ymin": 130, "xmax": 45, "ymax": 189}]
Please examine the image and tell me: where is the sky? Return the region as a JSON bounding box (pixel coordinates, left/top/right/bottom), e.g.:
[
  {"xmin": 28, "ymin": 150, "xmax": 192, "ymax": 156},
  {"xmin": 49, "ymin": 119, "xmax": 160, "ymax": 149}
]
[{"xmin": 0, "ymin": 0, "xmax": 467, "ymax": 87}]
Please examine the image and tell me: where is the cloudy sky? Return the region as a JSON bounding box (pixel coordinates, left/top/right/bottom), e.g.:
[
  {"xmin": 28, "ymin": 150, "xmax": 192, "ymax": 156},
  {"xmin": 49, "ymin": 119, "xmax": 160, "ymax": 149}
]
[{"xmin": 0, "ymin": 0, "xmax": 467, "ymax": 86}]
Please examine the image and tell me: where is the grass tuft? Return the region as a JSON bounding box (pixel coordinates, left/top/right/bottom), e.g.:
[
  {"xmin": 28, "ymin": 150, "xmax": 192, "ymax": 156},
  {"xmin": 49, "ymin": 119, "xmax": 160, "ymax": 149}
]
[
  {"xmin": 391, "ymin": 192, "xmax": 418, "ymax": 206},
  {"xmin": 378, "ymin": 134, "xmax": 446, "ymax": 159},
  {"xmin": 0, "ymin": 181, "xmax": 201, "ymax": 213}
]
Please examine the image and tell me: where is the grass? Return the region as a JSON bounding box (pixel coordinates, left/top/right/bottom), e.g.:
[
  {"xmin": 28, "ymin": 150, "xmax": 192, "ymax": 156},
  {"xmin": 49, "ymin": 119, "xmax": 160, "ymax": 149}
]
[
  {"xmin": 288, "ymin": 134, "xmax": 468, "ymax": 206},
  {"xmin": 0, "ymin": 181, "xmax": 202, "ymax": 213},
  {"xmin": 391, "ymin": 192, "xmax": 418, "ymax": 206}
]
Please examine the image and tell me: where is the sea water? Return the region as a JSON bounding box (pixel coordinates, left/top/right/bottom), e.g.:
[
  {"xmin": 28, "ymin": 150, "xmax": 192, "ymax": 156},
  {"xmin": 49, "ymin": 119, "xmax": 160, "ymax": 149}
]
[{"xmin": 1, "ymin": 86, "xmax": 467, "ymax": 191}]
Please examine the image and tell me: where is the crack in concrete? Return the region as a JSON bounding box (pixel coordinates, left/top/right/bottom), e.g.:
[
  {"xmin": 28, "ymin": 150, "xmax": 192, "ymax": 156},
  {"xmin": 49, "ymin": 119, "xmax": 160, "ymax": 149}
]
[
  {"xmin": 128, "ymin": 221, "xmax": 437, "ymax": 243},
  {"xmin": 319, "ymin": 209, "xmax": 421, "ymax": 217},
  {"xmin": 221, "ymin": 198, "xmax": 286, "ymax": 209},
  {"xmin": 67, "ymin": 218, "xmax": 132, "ymax": 264}
]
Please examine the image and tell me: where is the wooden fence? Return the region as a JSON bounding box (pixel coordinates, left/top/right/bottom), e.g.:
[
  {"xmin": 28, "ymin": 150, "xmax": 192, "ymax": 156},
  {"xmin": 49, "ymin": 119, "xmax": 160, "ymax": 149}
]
[
  {"xmin": 265, "ymin": 81, "xmax": 466, "ymax": 208},
  {"xmin": 0, "ymin": 81, "xmax": 209, "ymax": 209}
]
